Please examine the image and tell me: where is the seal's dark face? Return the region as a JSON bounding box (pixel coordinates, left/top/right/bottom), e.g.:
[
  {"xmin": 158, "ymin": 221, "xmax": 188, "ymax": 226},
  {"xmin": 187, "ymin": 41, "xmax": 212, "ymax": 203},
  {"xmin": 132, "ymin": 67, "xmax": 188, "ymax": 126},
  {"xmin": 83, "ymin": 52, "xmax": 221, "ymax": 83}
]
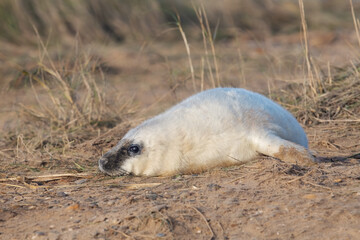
[{"xmin": 98, "ymin": 140, "xmax": 143, "ymax": 176}]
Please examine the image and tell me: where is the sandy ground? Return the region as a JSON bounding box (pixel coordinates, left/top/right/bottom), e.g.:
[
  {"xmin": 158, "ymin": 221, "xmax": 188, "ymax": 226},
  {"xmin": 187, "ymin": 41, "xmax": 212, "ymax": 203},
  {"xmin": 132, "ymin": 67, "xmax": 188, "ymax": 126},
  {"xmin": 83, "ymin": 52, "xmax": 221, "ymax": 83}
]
[
  {"xmin": 1, "ymin": 32, "xmax": 360, "ymax": 240},
  {"xmin": 1, "ymin": 123, "xmax": 360, "ymax": 240}
]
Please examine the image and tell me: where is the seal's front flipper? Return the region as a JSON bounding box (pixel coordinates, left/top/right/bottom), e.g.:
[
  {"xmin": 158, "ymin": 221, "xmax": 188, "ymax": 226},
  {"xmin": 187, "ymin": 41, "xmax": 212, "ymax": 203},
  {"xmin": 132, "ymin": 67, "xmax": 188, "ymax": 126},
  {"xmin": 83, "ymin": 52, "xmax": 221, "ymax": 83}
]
[{"xmin": 254, "ymin": 134, "xmax": 316, "ymax": 166}]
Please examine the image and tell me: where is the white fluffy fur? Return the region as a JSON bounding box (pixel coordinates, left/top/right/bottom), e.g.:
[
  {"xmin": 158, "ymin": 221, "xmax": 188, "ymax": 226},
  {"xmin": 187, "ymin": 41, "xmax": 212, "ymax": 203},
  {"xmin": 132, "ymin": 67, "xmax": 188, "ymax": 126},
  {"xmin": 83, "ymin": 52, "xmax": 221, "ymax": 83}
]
[{"xmin": 100, "ymin": 88, "xmax": 314, "ymax": 176}]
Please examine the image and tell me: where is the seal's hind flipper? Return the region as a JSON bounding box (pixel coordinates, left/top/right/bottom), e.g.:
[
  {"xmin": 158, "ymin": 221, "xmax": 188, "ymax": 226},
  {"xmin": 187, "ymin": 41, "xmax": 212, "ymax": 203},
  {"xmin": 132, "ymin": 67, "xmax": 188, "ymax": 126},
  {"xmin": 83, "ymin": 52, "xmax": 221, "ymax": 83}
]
[{"xmin": 254, "ymin": 135, "xmax": 316, "ymax": 166}]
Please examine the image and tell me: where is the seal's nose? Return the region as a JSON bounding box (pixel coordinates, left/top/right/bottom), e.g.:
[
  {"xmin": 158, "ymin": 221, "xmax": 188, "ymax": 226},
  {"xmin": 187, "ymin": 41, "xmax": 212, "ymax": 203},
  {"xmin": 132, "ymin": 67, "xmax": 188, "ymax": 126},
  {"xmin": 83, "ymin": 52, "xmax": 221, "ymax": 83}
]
[
  {"xmin": 98, "ymin": 157, "xmax": 109, "ymax": 173},
  {"xmin": 98, "ymin": 150, "xmax": 114, "ymax": 168},
  {"xmin": 98, "ymin": 150, "xmax": 120, "ymax": 174},
  {"xmin": 98, "ymin": 157, "xmax": 108, "ymax": 166}
]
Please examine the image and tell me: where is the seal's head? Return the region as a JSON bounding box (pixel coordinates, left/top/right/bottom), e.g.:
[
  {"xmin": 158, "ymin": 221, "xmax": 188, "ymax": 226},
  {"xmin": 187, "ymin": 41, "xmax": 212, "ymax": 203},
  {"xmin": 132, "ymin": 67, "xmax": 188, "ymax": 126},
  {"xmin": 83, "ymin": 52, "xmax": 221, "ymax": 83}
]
[
  {"xmin": 98, "ymin": 138, "xmax": 144, "ymax": 176},
  {"xmin": 98, "ymin": 120, "xmax": 173, "ymax": 176}
]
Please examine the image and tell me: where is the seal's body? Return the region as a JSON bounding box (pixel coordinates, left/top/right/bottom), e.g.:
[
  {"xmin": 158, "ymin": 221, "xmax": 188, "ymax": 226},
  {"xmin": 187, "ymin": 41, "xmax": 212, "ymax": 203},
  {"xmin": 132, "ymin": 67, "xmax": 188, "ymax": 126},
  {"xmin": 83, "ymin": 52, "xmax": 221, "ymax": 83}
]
[{"xmin": 99, "ymin": 88, "xmax": 314, "ymax": 177}]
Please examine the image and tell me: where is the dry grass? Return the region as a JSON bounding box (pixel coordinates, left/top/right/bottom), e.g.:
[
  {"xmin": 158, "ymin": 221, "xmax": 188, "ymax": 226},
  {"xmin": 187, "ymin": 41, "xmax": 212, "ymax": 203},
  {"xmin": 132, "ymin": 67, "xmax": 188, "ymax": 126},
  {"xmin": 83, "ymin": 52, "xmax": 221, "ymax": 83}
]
[
  {"xmin": 194, "ymin": 3, "xmax": 221, "ymax": 88},
  {"xmin": 0, "ymin": 1, "xmax": 359, "ymax": 46},
  {"xmin": 299, "ymin": 0, "xmax": 321, "ymax": 99},
  {"xmin": 271, "ymin": 62, "xmax": 360, "ymax": 125},
  {"xmin": 1, "ymin": 37, "xmax": 135, "ymax": 168},
  {"xmin": 0, "ymin": 0, "xmax": 165, "ymax": 44},
  {"xmin": 176, "ymin": 2, "xmax": 222, "ymax": 92},
  {"xmin": 264, "ymin": 0, "xmax": 360, "ymax": 126},
  {"xmin": 176, "ymin": 13, "xmax": 196, "ymax": 92}
]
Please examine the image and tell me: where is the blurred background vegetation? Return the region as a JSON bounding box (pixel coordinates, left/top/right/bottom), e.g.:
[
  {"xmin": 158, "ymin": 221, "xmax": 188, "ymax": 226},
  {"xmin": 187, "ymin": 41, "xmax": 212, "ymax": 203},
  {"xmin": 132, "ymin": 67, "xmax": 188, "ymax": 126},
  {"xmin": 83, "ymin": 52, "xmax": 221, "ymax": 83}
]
[{"xmin": 0, "ymin": 0, "xmax": 359, "ymax": 45}]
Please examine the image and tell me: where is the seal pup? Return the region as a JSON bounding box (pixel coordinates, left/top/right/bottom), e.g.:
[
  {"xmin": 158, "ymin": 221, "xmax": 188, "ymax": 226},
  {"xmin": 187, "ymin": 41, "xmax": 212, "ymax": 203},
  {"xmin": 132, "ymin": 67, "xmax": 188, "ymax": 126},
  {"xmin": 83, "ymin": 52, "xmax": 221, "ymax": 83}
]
[{"xmin": 99, "ymin": 88, "xmax": 315, "ymax": 177}]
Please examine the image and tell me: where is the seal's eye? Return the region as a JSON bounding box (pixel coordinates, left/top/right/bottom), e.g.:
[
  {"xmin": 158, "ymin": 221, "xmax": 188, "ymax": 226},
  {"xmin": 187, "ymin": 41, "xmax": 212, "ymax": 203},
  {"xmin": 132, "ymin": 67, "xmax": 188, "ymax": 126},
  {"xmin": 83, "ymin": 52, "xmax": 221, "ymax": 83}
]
[{"xmin": 127, "ymin": 144, "xmax": 141, "ymax": 156}]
